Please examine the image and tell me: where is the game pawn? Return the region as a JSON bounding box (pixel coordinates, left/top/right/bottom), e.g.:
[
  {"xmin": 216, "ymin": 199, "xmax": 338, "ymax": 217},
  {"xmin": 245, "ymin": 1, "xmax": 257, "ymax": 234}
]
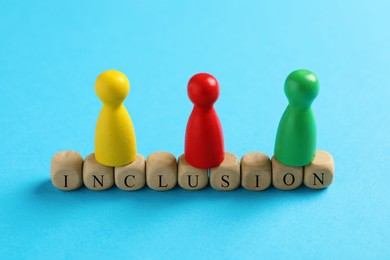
[
  {"xmin": 94, "ymin": 70, "xmax": 137, "ymax": 167},
  {"xmin": 184, "ymin": 73, "xmax": 225, "ymax": 169},
  {"xmin": 274, "ymin": 69, "xmax": 319, "ymax": 166}
]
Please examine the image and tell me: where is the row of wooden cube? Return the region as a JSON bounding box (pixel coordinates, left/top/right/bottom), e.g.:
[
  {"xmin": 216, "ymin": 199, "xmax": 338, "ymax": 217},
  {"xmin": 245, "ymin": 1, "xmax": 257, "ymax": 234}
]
[{"xmin": 51, "ymin": 151, "xmax": 334, "ymax": 191}]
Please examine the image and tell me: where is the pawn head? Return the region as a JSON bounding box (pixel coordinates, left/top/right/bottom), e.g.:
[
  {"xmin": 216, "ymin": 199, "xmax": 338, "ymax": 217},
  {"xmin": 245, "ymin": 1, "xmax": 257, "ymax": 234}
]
[
  {"xmin": 95, "ymin": 70, "xmax": 130, "ymax": 106},
  {"xmin": 188, "ymin": 73, "xmax": 220, "ymax": 108},
  {"xmin": 284, "ymin": 70, "xmax": 319, "ymax": 108}
]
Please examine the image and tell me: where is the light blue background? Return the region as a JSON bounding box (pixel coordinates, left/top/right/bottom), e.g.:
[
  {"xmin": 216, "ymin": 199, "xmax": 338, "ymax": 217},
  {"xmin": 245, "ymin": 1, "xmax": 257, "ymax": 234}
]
[{"xmin": 1, "ymin": 0, "xmax": 389, "ymax": 259}]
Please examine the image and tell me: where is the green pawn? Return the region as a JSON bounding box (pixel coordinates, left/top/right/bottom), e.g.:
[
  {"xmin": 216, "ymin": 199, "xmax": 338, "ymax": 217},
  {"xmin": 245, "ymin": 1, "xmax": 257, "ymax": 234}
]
[{"xmin": 274, "ymin": 70, "xmax": 319, "ymax": 166}]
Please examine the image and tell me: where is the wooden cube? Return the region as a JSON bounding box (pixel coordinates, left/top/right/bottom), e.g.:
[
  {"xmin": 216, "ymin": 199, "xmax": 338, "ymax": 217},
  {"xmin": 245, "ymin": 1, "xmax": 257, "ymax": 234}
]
[
  {"xmin": 83, "ymin": 153, "xmax": 114, "ymax": 191},
  {"xmin": 241, "ymin": 152, "xmax": 271, "ymax": 191},
  {"xmin": 146, "ymin": 152, "xmax": 177, "ymax": 191},
  {"xmin": 272, "ymin": 156, "xmax": 303, "ymax": 190},
  {"xmin": 304, "ymin": 150, "xmax": 335, "ymax": 189},
  {"xmin": 50, "ymin": 151, "xmax": 83, "ymax": 191},
  {"xmin": 115, "ymin": 154, "xmax": 146, "ymax": 191},
  {"xmin": 210, "ymin": 152, "xmax": 240, "ymax": 191},
  {"xmin": 178, "ymin": 154, "xmax": 208, "ymax": 190}
]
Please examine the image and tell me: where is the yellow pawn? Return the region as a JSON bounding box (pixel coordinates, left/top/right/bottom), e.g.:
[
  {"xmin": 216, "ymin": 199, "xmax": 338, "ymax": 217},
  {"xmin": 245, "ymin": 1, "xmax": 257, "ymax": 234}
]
[{"xmin": 94, "ymin": 70, "xmax": 137, "ymax": 167}]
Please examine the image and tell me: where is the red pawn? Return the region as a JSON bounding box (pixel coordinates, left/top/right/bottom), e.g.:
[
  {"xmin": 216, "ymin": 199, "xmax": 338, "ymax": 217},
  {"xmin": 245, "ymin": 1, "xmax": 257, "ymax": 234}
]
[{"xmin": 185, "ymin": 73, "xmax": 225, "ymax": 169}]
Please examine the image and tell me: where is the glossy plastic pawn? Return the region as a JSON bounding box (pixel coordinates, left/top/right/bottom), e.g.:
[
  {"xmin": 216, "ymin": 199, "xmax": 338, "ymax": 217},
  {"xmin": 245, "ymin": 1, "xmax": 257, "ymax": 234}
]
[
  {"xmin": 95, "ymin": 70, "xmax": 137, "ymax": 167},
  {"xmin": 274, "ymin": 70, "xmax": 319, "ymax": 166},
  {"xmin": 185, "ymin": 73, "xmax": 225, "ymax": 169}
]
